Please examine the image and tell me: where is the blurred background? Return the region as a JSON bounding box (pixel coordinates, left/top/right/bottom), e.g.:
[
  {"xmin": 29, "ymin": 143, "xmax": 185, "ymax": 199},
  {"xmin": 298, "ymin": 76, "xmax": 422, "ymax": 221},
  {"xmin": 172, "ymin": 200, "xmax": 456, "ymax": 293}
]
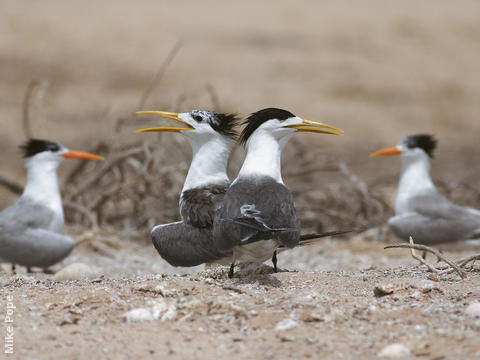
[{"xmin": 1, "ymin": 1, "xmax": 480, "ymax": 269}]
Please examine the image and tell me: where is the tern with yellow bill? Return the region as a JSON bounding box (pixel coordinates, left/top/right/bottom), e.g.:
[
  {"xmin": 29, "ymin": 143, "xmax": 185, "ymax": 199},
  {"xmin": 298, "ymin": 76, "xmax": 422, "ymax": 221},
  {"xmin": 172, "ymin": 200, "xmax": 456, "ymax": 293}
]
[
  {"xmin": 371, "ymin": 134, "xmax": 480, "ymax": 245},
  {"xmin": 136, "ymin": 109, "xmax": 239, "ymax": 266},
  {"xmin": 212, "ymin": 108, "xmax": 344, "ymax": 277},
  {"xmin": 0, "ymin": 139, "xmax": 103, "ymax": 271}
]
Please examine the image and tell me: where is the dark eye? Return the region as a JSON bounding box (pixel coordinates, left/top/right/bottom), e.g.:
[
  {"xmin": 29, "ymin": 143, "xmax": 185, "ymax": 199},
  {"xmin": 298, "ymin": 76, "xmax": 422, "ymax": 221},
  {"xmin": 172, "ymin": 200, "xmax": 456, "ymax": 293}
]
[
  {"xmin": 193, "ymin": 115, "xmax": 203, "ymax": 122},
  {"xmin": 48, "ymin": 144, "xmax": 59, "ymax": 152}
]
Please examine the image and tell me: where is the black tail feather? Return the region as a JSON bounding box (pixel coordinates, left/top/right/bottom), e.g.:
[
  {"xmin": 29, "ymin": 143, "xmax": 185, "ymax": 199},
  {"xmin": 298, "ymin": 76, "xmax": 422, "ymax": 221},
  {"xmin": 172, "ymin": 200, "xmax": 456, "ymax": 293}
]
[{"xmin": 278, "ymin": 230, "xmax": 353, "ymax": 249}]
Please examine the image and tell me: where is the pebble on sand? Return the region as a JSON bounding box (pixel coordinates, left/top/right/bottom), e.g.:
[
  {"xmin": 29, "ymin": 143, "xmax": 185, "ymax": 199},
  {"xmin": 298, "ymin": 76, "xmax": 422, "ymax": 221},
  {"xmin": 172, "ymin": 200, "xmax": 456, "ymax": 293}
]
[
  {"xmin": 378, "ymin": 343, "xmax": 411, "ymax": 358},
  {"xmin": 54, "ymin": 263, "xmax": 102, "ymax": 281},
  {"xmin": 274, "ymin": 318, "xmax": 299, "ymax": 331},
  {"xmin": 465, "ymin": 303, "xmax": 480, "ymax": 318},
  {"xmin": 123, "ymin": 308, "xmax": 156, "ymax": 323}
]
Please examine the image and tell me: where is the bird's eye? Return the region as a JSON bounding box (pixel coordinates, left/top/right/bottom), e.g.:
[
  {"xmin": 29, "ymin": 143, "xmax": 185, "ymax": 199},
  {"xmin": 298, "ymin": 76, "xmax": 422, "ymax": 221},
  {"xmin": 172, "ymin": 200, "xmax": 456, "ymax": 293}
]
[
  {"xmin": 193, "ymin": 115, "xmax": 203, "ymax": 122},
  {"xmin": 48, "ymin": 144, "xmax": 60, "ymax": 152}
]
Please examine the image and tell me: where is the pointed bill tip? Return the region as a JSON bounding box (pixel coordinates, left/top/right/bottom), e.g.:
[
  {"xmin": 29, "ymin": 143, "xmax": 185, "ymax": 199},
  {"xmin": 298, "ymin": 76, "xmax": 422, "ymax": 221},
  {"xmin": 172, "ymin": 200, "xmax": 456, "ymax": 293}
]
[
  {"xmin": 370, "ymin": 147, "xmax": 402, "ymax": 157},
  {"xmin": 62, "ymin": 150, "xmax": 104, "ymax": 161}
]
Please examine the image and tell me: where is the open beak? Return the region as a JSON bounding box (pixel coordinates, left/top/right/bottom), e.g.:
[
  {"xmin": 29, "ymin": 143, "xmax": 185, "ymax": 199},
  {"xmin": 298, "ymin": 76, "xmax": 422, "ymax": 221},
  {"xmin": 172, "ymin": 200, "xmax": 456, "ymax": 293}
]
[
  {"xmin": 370, "ymin": 146, "xmax": 402, "ymax": 157},
  {"xmin": 135, "ymin": 111, "xmax": 195, "ymax": 133},
  {"xmin": 284, "ymin": 119, "xmax": 343, "ymax": 136},
  {"xmin": 62, "ymin": 150, "xmax": 104, "ymax": 160}
]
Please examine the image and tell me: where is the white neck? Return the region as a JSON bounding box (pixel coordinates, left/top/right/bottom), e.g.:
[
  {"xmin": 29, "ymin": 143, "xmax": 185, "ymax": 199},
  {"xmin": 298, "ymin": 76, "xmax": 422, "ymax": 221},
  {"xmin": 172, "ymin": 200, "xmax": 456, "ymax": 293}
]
[
  {"xmin": 182, "ymin": 136, "xmax": 232, "ymax": 192},
  {"xmin": 237, "ymin": 131, "xmax": 291, "ymax": 183},
  {"xmin": 395, "ymin": 153, "xmax": 436, "ymax": 214},
  {"xmin": 21, "ymin": 156, "xmax": 64, "ymax": 231}
]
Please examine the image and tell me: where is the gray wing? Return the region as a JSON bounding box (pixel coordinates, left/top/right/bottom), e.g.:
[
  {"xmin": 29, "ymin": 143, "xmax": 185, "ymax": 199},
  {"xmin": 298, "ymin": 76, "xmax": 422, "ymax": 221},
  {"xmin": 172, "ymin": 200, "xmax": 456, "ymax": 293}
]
[
  {"xmin": 0, "ymin": 228, "xmax": 74, "ymax": 268},
  {"xmin": 151, "ymin": 221, "xmax": 232, "ymax": 267},
  {"xmin": 0, "ymin": 197, "xmax": 55, "ymax": 231},
  {"xmin": 389, "ymin": 192, "xmax": 480, "ymax": 244},
  {"xmin": 180, "ymin": 183, "xmax": 229, "ymax": 228},
  {"xmin": 213, "ymin": 177, "xmax": 300, "ymax": 251}
]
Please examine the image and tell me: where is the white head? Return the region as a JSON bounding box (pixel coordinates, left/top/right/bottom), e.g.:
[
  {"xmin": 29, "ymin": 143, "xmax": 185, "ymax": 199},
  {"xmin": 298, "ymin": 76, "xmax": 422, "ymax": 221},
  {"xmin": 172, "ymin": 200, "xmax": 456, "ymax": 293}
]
[
  {"xmin": 239, "ymin": 108, "xmax": 343, "ymax": 148},
  {"xmin": 136, "ymin": 110, "xmax": 239, "ymax": 190},
  {"xmin": 136, "ymin": 110, "xmax": 238, "ymax": 150},
  {"xmin": 370, "ymin": 134, "xmax": 437, "ymax": 168},
  {"xmin": 21, "ymin": 138, "xmax": 104, "ymax": 172},
  {"xmin": 236, "ymin": 108, "xmax": 343, "ymax": 183}
]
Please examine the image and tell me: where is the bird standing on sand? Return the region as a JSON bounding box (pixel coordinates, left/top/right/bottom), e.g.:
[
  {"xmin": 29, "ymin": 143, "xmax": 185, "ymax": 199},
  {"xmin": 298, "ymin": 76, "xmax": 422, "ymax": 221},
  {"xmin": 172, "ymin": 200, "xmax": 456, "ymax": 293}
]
[
  {"xmin": 0, "ymin": 139, "xmax": 103, "ymax": 271},
  {"xmin": 136, "ymin": 110, "xmax": 238, "ymax": 266},
  {"xmin": 137, "ymin": 109, "xmax": 349, "ymax": 272},
  {"xmin": 212, "ymin": 108, "xmax": 344, "ymax": 277},
  {"xmin": 371, "ymin": 134, "xmax": 480, "ymax": 245}
]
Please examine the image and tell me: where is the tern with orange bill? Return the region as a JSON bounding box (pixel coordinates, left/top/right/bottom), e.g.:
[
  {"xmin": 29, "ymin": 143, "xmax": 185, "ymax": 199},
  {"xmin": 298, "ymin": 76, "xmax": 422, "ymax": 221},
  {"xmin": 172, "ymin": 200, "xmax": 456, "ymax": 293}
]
[
  {"xmin": 371, "ymin": 134, "xmax": 480, "ymax": 245},
  {"xmin": 212, "ymin": 108, "xmax": 345, "ymax": 277},
  {"xmin": 0, "ymin": 139, "xmax": 103, "ymax": 271}
]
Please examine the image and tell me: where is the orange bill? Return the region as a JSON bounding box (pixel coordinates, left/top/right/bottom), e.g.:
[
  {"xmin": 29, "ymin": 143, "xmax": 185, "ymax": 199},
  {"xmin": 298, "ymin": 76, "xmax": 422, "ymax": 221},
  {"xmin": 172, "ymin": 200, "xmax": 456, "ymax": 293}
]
[
  {"xmin": 62, "ymin": 150, "xmax": 104, "ymax": 160},
  {"xmin": 370, "ymin": 147, "xmax": 402, "ymax": 157}
]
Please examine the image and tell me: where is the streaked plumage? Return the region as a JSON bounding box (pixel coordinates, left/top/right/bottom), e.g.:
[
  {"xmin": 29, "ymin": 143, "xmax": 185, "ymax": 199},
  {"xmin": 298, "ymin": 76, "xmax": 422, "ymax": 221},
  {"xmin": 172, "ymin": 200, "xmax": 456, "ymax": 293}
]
[{"xmin": 136, "ymin": 110, "xmax": 238, "ymax": 266}]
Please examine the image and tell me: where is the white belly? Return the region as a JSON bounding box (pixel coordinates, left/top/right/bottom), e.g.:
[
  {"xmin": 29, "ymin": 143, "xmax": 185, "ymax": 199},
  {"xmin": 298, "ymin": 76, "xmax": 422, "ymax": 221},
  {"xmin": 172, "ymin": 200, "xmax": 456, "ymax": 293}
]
[{"xmin": 233, "ymin": 239, "xmax": 279, "ymax": 263}]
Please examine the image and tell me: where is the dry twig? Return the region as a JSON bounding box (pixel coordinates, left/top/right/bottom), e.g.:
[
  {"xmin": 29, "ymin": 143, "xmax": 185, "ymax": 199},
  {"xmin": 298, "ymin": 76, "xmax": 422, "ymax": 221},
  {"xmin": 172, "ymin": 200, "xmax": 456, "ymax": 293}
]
[
  {"xmin": 384, "ymin": 236, "xmax": 467, "ymax": 279},
  {"xmin": 136, "ymin": 39, "xmax": 182, "ymax": 111}
]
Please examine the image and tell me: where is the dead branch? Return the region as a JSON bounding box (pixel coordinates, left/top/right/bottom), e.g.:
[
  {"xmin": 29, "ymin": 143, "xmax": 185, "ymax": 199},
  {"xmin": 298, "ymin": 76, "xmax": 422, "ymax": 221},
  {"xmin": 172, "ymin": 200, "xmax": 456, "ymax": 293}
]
[
  {"xmin": 65, "ymin": 145, "xmax": 145, "ymax": 201},
  {"xmin": 22, "ymin": 80, "xmax": 39, "ymax": 139},
  {"xmin": 205, "ymin": 84, "xmax": 220, "ymax": 110},
  {"xmin": 384, "ymin": 237, "xmax": 467, "ymax": 279},
  {"xmin": 63, "ymin": 201, "xmax": 98, "ymax": 229},
  {"xmin": 0, "ymin": 177, "xmax": 23, "ymax": 194},
  {"xmin": 457, "ymin": 254, "xmax": 480, "ymax": 268},
  {"xmin": 136, "ymin": 39, "xmax": 182, "ymax": 111}
]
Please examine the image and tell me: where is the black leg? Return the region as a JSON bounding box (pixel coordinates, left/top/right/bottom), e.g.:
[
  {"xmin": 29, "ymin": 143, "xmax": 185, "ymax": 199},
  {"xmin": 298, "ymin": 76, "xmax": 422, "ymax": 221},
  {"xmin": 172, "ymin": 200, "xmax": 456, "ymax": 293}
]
[
  {"xmin": 11, "ymin": 264, "xmax": 16, "ymax": 273},
  {"xmin": 272, "ymin": 251, "xmax": 278, "ymax": 273},
  {"xmin": 228, "ymin": 263, "xmax": 235, "ymax": 278},
  {"xmin": 27, "ymin": 267, "xmax": 32, "ymax": 273},
  {"xmin": 422, "ymin": 250, "xmax": 427, "ymax": 260}
]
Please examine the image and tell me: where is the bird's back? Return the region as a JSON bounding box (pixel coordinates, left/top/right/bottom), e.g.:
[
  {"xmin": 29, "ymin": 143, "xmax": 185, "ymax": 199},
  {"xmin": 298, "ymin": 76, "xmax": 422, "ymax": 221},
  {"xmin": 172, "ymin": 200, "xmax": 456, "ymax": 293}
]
[
  {"xmin": 0, "ymin": 197, "xmax": 72, "ymax": 267},
  {"xmin": 213, "ymin": 176, "xmax": 300, "ymax": 251},
  {"xmin": 389, "ymin": 190, "xmax": 480, "ymax": 244}
]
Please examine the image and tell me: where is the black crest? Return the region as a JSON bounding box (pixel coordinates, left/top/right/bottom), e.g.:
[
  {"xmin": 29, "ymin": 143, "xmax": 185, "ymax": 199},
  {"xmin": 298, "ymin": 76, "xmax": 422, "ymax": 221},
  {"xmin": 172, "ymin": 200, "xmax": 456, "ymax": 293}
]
[
  {"xmin": 19, "ymin": 139, "xmax": 61, "ymax": 158},
  {"xmin": 240, "ymin": 108, "xmax": 295, "ymax": 145},
  {"xmin": 403, "ymin": 134, "xmax": 437, "ymax": 158},
  {"xmin": 190, "ymin": 110, "xmax": 239, "ymax": 140}
]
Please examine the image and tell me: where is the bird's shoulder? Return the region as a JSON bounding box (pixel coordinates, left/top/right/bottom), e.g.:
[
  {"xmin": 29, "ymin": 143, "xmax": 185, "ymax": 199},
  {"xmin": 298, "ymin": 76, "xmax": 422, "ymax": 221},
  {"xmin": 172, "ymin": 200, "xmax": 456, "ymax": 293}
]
[
  {"xmin": 0, "ymin": 197, "xmax": 56, "ymax": 230},
  {"xmin": 222, "ymin": 176, "xmax": 295, "ymax": 217},
  {"xmin": 411, "ymin": 191, "xmax": 480, "ymax": 221},
  {"xmin": 180, "ymin": 182, "xmax": 229, "ymax": 228}
]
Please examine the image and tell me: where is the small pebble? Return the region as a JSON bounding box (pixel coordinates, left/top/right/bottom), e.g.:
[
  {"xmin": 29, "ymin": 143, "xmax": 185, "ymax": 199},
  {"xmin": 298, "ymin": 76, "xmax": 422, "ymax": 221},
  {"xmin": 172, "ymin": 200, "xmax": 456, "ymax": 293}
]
[
  {"xmin": 465, "ymin": 303, "xmax": 480, "ymax": 318},
  {"xmin": 54, "ymin": 263, "xmax": 102, "ymax": 281},
  {"xmin": 417, "ymin": 280, "xmax": 441, "ymax": 294},
  {"xmin": 374, "ymin": 283, "xmax": 394, "ymax": 297},
  {"xmin": 123, "ymin": 308, "xmax": 155, "ymax": 322},
  {"xmin": 275, "ymin": 318, "xmax": 299, "ymax": 331},
  {"xmin": 378, "ymin": 343, "xmax": 411, "ymax": 358}
]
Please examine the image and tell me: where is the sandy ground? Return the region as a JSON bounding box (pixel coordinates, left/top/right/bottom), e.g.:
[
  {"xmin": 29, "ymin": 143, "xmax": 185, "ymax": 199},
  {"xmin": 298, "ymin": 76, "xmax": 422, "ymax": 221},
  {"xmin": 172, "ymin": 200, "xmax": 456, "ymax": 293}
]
[
  {"xmin": 1, "ymin": 230, "xmax": 480, "ymax": 360},
  {"xmin": 1, "ymin": 233, "xmax": 480, "ymax": 359},
  {"xmin": 1, "ymin": 1, "xmax": 480, "ymax": 359}
]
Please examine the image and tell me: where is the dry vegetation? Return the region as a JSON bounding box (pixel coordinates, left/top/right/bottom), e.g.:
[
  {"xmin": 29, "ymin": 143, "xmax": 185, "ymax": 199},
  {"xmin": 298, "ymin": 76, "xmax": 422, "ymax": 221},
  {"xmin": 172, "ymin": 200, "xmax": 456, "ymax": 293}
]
[{"xmin": 1, "ymin": 1, "xmax": 480, "ymax": 359}]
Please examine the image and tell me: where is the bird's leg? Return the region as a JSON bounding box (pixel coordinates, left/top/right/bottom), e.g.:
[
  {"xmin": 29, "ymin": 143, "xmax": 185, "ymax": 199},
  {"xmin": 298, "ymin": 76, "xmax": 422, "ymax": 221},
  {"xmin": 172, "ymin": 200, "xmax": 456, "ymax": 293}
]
[
  {"xmin": 272, "ymin": 251, "xmax": 278, "ymax": 273},
  {"xmin": 27, "ymin": 267, "xmax": 32, "ymax": 273},
  {"xmin": 422, "ymin": 251, "xmax": 427, "ymax": 260},
  {"xmin": 11, "ymin": 264, "xmax": 16, "ymax": 273},
  {"xmin": 228, "ymin": 263, "xmax": 235, "ymax": 278}
]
